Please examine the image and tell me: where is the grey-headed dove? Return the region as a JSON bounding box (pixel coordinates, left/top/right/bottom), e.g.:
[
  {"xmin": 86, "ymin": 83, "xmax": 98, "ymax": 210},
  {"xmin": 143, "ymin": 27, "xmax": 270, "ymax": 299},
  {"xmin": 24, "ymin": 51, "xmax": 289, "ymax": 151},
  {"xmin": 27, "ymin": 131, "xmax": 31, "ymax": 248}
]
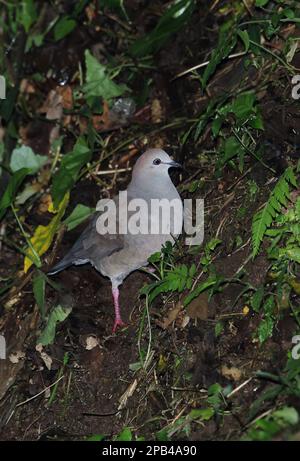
[{"xmin": 49, "ymin": 149, "xmax": 182, "ymax": 332}]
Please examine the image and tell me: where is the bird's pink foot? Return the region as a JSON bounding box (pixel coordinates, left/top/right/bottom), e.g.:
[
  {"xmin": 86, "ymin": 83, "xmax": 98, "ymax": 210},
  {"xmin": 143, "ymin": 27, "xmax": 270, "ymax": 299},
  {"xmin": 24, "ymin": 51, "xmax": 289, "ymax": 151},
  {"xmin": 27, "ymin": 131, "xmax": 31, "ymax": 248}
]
[
  {"xmin": 112, "ymin": 317, "xmax": 126, "ymax": 333},
  {"xmin": 111, "ymin": 287, "xmax": 126, "ymax": 333}
]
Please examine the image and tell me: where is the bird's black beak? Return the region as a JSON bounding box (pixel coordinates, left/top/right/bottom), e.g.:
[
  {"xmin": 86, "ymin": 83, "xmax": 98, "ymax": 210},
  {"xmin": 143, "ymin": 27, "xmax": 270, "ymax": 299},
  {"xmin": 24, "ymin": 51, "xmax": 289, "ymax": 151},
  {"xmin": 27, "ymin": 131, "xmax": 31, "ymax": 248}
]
[{"xmin": 166, "ymin": 160, "xmax": 182, "ymax": 169}]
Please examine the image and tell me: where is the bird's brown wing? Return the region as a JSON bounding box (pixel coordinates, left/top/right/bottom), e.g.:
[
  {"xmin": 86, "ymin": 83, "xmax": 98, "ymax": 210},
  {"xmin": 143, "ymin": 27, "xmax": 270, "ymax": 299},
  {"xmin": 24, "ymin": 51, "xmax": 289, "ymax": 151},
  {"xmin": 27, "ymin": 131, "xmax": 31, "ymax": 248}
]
[{"xmin": 48, "ymin": 210, "xmax": 124, "ymax": 274}]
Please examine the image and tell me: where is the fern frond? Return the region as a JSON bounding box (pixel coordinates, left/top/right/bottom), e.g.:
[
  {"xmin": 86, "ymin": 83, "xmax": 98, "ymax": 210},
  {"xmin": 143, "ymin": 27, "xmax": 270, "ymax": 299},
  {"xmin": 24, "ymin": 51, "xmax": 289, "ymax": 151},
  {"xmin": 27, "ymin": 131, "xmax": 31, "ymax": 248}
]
[{"xmin": 252, "ymin": 167, "xmax": 297, "ymax": 257}]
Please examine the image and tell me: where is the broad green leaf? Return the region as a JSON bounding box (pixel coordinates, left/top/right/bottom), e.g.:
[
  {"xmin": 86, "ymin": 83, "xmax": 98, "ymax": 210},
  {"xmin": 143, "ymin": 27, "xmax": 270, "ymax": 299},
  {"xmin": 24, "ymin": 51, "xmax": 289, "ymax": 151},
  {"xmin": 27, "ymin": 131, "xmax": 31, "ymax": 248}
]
[
  {"xmin": 237, "ymin": 29, "xmax": 250, "ymax": 52},
  {"xmin": 130, "ymin": 0, "xmax": 196, "ymax": 57},
  {"xmin": 251, "ymin": 286, "xmax": 264, "ymax": 312},
  {"xmin": 64, "ymin": 204, "xmax": 95, "ymax": 231},
  {"xmin": 208, "ymin": 383, "xmax": 222, "ymax": 395},
  {"xmin": 0, "ymin": 168, "xmax": 30, "ymax": 220},
  {"xmin": 206, "ymin": 238, "xmax": 222, "ymax": 253},
  {"xmin": 282, "ymin": 247, "xmax": 300, "ymax": 264},
  {"xmin": 20, "ymin": 0, "xmax": 37, "ymax": 33},
  {"xmin": 24, "ymin": 193, "xmax": 69, "ymax": 273},
  {"xmin": 230, "ymin": 92, "xmax": 256, "ymax": 120},
  {"xmin": 115, "ymin": 427, "xmax": 132, "ymax": 441},
  {"xmin": 263, "ymin": 296, "xmax": 275, "ymax": 316},
  {"xmin": 255, "ymin": 0, "xmax": 269, "ymax": 6},
  {"xmin": 189, "ymin": 407, "xmax": 214, "ymax": 421},
  {"xmin": 156, "ymin": 429, "xmax": 169, "ymax": 442},
  {"xmin": 51, "ymin": 137, "xmax": 91, "ymax": 208},
  {"xmin": 273, "ymin": 407, "xmax": 299, "ymax": 425},
  {"xmin": 258, "ymin": 316, "xmax": 274, "ymax": 344},
  {"xmin": 148, "ymin": 252, "xmax": 161, "ymax": 264},
  {"xmin": 38, "ymin": 304, "xmax": 72, "ymax": 345},
  {"xmin": 223, "ymin": 136, "xmax": 241, "ymax": 163},
  {"xmin": 249, "ymin": 112, "xmax": 264, "ymax": 129},
  {"xmin": 10, "ymin": 145, "xmax": 47, "ymax": 173},
  {"xmin": 33, "ymin": 271, "xmax": 46, "ymax": 320},
  {"xmin": 54, "ymin": 17, "xmax": 77, "ymax": 41},
  {"xmin": 83, "ymin": 50, "xmax": 126, "ymax": 102}
]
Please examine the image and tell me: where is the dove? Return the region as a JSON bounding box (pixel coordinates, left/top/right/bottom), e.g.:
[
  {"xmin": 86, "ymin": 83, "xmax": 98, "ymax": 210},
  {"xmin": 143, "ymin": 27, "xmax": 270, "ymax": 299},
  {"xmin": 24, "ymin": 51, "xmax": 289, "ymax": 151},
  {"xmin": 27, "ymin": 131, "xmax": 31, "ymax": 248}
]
[{"xmin": 48, "ymin": 148, "xmax": 182, "ymax": 332}]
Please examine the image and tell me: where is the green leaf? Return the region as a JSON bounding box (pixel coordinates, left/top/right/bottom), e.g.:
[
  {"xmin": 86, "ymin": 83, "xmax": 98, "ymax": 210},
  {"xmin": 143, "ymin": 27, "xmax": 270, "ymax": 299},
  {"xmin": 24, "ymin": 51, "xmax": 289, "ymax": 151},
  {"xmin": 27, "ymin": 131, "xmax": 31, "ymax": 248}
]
[
  {"xmin": 130, "ymin": 0, "xmax": 196, "ymax": 57},
  {"xmin": 231, "ymin": 92, "xmax": 255, "ymax": 119},
  {"xmin": 282, "ymin": 247, "xmax": 300, "ymax": 264},
  {"xmin": 183, "ymin": 278, "xmax": 217, "ymax": 307},
  {"xmin": 255, "ymin": 0, "xmax": 269, "ymax": 6},
  {"xmin": 189, "ymin": 407, "xmax": 214, "ymax": 421},
  {"xmin": 263, "ymin": 296, "xmax": 275, "ymax": 316},
  {"xmin": 38, "ymin": 304, "xmax": 72, "ymax": 345},
  {"xmin": 64, "ymin": 204, "xmax": 95, "ymax": 231},
  {"xmin": 272, "ymin": 407, "xmax": 299, "ymax": 426},
  {"xmin": 251, "ymin": 286, "xmax": 264, "ymax": 312},
  {"xmin": 20, "ymin": 0, "xmax": 37, "ymax": 33},
  {"xmin": 215, "ymin": 321, "xmax": 224, "ymax": 337},
  {"xmin": 249, "ymin": 112, "xmax": 264, "ymax": 129},
  {"xmin": 258, "ymin": 316, "xmax": 274, "ymax": 344},
  {"xmin": 86, "ymin": 434, "xmax": 105, "ymax": 441},
  {"xmin": 24, "ymin": 193, "xmax": 69, "ymax": 272},
  {"xmin": 83, "ymin": 50, "xmax": 126, "ymax": 102},
  {"xmin": 33, "ymin": 272, "xmax": 46, "ymax": 320},
  {"xmin": 54, "ymin": 17, "xmax": 77, "ymax": 41},
  {"xmin": 10, "ymin": 145, "xmax": 47, "ymax": 173},
  {"xmin": 156, "ymin": 429, "xmax": 169, "ymax": 442},
  {"xmin": 0, "ymin": 142, "xmax": 4, "ymax": 177},
  {"xmin": 115, "ymin": 427, "xmax": 132, "ymax": 441},
  {"xmin": 237, "ymin": 29, "xmax": 250, "ymax": 52},
  {"xmin": 252, "ymin": 167, "xmax": 297, "ymax": 257},
  {"xmin": 202, "ymin": 24, "xmax": 237, "ymax": 89},
  {"xmin": 0, "ymin": 168, "xmax": 30, "ymax": 220},
  {"xmin": 223, "ymin": 136, "xmax": 241, "ymax": 163},
  {"xmin": 51, "ymin": 137, "xmax": 91, "ymax": 208}
]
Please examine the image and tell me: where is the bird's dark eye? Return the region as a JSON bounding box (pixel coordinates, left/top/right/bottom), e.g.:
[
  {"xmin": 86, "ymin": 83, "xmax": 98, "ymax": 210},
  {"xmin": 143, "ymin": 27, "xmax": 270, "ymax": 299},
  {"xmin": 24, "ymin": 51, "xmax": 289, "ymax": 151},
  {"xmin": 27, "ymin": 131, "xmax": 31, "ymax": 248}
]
[{"xmin": 153, "ymin": 158, "xmax": 161, "ymax": 165}]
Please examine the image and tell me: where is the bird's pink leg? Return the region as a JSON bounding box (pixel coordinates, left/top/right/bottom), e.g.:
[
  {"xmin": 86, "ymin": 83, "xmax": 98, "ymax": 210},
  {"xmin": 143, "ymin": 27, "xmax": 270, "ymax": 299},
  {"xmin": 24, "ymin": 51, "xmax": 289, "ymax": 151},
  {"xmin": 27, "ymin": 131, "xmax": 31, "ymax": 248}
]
[{"xmin": 112, "ymin": 287, "xmax": 125, "ymax": 333}]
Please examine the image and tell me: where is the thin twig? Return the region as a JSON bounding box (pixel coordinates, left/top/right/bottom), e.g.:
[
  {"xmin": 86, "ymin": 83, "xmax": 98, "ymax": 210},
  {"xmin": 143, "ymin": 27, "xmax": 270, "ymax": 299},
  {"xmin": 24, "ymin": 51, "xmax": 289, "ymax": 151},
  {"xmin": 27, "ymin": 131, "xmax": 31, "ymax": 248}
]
[
  {"xmin": 172, "ymin": 52, "xmax": 247, "ymax": 80},
  {"xmin": 16, "ymin": 375, "xmax": 64, "ymax": 407},
  {"xmin": 227, "ymin": 377, "xmax": 253, "ymax": 398}
]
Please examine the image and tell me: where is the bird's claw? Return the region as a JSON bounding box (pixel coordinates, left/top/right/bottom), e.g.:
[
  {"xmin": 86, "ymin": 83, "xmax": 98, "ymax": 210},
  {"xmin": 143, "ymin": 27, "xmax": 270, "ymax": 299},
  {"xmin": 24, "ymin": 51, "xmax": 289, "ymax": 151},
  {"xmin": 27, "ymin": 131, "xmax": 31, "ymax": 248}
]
[{"xmin": 112, "ymin": 318, "xmax": 126, "ymax": 333}]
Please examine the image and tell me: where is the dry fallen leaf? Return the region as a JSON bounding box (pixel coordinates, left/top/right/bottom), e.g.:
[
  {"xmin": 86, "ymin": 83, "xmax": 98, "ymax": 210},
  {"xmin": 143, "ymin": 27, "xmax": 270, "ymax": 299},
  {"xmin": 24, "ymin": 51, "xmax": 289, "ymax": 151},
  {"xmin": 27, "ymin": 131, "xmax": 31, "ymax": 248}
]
[
  {"xmin": 9, "ymin": 351, "xmax": 25, "ymax": 364},
  {"xmin": 20, "ymin": 78, "xmax": 36, "ymax": 95},
  {"xmin": 181, "ymin": 315, "xmax": 190, "ymax": 328},
  {"xmin": 151, "ymin": 98, "xmax": 163, "ymax": 123},
  {"xmin": 118, "ymin": 379, "xmax": 138, "ymax": 410},
  {"xmin": 158, "ymin": 302, "xmax": 182, "ymax": 329},
  {"xmin": 57, "ymin": 85, "xmax": 73, "ymax": 110},
  {"xmin": 85, "ymin": 336, "xmax": 99, "ymax": 350},
  {"xmin": 38, "ymin": 193, "xmax": 53, "ymax": 214},
  {"xmin": 36, "ymin": 344, "xmax": 53, "ymax": 370},
  {"xmin": 221, "ymin": 365, "xmax": 242, "ymax": 382},
  {"xmin": 38, "ymin": 89, "xmax": 63, "ymax": 120}
]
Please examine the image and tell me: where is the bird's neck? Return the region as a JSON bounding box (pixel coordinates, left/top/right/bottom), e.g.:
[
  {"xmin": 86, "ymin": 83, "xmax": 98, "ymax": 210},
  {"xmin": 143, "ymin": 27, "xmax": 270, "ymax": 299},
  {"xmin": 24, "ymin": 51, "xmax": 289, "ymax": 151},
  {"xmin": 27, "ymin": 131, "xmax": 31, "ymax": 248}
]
[{"xmin": 127, "ymin": 174, "xmax": 179, "ymax": 200}]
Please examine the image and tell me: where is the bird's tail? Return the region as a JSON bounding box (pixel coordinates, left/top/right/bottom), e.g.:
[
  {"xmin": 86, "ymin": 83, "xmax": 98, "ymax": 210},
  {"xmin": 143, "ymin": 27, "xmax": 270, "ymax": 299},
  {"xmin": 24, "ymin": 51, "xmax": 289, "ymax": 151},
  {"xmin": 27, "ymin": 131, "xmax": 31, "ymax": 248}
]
[{"xmin": 47, "ymin": 257, "xmax": 73, "ymax": 275}]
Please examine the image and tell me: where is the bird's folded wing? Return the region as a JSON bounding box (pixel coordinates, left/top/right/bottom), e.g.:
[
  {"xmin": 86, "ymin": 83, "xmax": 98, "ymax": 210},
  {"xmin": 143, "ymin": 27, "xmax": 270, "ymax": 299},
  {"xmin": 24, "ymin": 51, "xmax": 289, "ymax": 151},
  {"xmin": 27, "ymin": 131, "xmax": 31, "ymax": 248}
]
[{"xmin": 69, "ymin": 211, "xmax": 124, "ymax": 264}]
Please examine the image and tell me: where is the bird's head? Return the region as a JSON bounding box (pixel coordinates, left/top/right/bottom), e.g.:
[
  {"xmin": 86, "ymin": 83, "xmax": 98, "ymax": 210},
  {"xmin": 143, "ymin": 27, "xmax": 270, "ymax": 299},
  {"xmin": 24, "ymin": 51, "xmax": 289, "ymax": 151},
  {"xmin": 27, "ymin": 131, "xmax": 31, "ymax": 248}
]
[{"xmin": 132, "ymin": 148, "xmax": 182, "ymax": 181}]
